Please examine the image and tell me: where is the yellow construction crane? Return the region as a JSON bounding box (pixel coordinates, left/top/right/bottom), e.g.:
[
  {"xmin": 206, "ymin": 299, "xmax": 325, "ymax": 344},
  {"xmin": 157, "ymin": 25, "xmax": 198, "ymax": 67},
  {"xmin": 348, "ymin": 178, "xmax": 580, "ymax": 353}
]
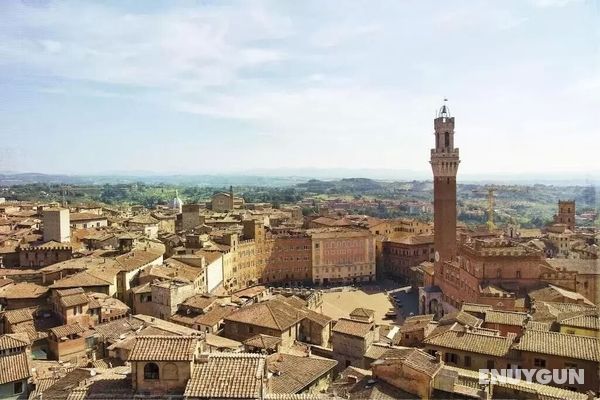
[
  {"xmin": 472, "ymin": 186, "xmax": 519, "ymax": 231},
  {"xmin": 471, "ymin": 187, "xmax": 498, "ymax": 231}
]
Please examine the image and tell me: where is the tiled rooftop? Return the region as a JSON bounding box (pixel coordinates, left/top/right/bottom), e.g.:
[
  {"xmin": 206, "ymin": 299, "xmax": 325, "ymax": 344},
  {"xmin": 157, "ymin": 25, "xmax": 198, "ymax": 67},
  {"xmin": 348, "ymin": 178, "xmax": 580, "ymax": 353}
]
[
  {"xmin": 267, "ymin": 353, "xmax": 337, "ymax": 394},
  {"xmin": 128, "ymin": 335, "xmax": 198, "ymax": 361},
  {"xmin": 514, "ymin": 330, "xmax": 600, "ymax": 362},
  {"xmin": 184, "ymin": 353, "xmax": 265, "ymax": 399}
]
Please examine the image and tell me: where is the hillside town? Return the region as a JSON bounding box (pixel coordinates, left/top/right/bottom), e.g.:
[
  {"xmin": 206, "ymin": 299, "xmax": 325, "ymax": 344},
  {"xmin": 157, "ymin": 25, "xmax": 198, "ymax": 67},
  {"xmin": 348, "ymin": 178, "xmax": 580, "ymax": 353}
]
[{"xmin": 0, "ymin": 105, "xmax": 597, "ymax": 399}]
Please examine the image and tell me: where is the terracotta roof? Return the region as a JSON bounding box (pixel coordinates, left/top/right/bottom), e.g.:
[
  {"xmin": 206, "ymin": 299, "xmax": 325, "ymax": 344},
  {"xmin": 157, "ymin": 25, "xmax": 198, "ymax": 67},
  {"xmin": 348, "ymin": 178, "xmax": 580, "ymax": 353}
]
[
  {"xmin": 349, "ymin": 308, "xmax": 375, "ymax": 319},
  {"xmin": 267, "ymin": 353, "xmax": 337, "ymax": 394},
  {"xmin": 423, "ymin": 325, "xmax": 513, "ymax": 357},
  {"xmin": 243, "ymin": 334, "xmax": 282, "ymax": 350},
  {"xmin": 3, "ymin": 308, "xmax": 33, "ymax": 324},
  {"xmin": 0, "ymin": 334, "xmax": 29, "ymax": 351},
  {"xmin": 0, "ymin": 351, "xmax": 30, "ymax": 384},
  {"xmin": 514, "ymin": 330, "xmax": 600, "ymax": 362},
  {"xmin": 278, "ymin": 295, "xmax": 307, "ymax": 309},
  {"xmin": 438, "ymin": 310, "xmax": 482, "ymax": 328},
  {"xmin": 69, "ymin": 212, "xmax": 107, "ymax": 222},
  {"xmin": 181, "ymin": 294, "xmax": 218, "ymax": 311},
  {"xmin": 530, "ymin": 285, "xmax": 595, "ymax": 305},
  {"xmin": 386, "ymin": 234, "xmax": 434, "ymax": 245},
  {"xmin": 225, "ymin": 299, "xmax": 303, "ymax": 331},
  {"xmin": 524, "ymin": 320, "xmax": 553, "ymax": 331},
  {"xmin": 460, "ymin": 303, "xmax": 492, "ymax": 314},
  {"xmin": 128, "ymin": 335, "xmax": 198, "ymax": 361},
  {"xmin": 375, "ymin": 347, "xmax": 441, "ymax": 377},
  {"xmin": 332, "ymin": 318, "xmax": 373, "ymax": 337},
  {"xmin": 364, "ymin": 344, "xmax": 393, "ymax": 361},
  {"xmin": 11, "ymin": 322, "xmax": 39, "ymax": 342},
  {"xmin": 92, "ymin": 318, "xmax": 145, "ymax": 342},
  {"xmin": 194, "ymin": 249, "xmax": 223, "ymax": 264},
  {"xmin": 558, "ymin": 310, "xmax": 600, "ymax": 330},
  {"xmin": 205, "ymin": 333, "xmax": 243, "ymax": 350},
  {"xmin": 56, "ymin": 288, "xmax": 85, "ymax": 297},
  {"xmin": 399, "ymin": 314, "xmax": 435, "ymax": 333},
  {"xmin": 172, "ymin": 304, "xmax": 237, "ymax": 328},
  {"xmin": 50, "ymin": 323, "xmax": 85, "ymax": 339},
  {"xmin": 0, "ymin": 282, "xmax": 48, "ymax": 299},
  {"xmin": 184, "ymin": 353, "xmax": 265, "ymax": 399},
  {"xmin": 546, "ymin": 259, "xmax": 600, "ymax": 275},
  {"xmin": 484, "ymin": 310, "xmax": 529, "ymax": 327},
  {"xmin": 302, "ymin": 309, "xmax": 333, "ymax": 327},
  {"xmin": 59, "ymin": 292, "xmax": 89, "ymax": 308},
  {"xmin": 128, "ymin": 214, "xmax": 159, "ymax": 225},
  {"xmin": 116, "ymin": 250, "xmax": 162, "ymax": 272},
  {"xmin": 49, "ymin": 270, "xmax": 114, "ymax": 289}
]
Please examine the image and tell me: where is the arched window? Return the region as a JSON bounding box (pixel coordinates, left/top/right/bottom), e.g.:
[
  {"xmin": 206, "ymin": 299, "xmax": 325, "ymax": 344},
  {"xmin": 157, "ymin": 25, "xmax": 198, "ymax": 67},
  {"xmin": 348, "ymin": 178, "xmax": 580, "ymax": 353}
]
[
  {"xmin": 144, "ymin": 363, "xmax": 159, "ymax": 380},
  {"xmin": 163, "ymin": 363, "xmax": 178, "ymax": 380}
]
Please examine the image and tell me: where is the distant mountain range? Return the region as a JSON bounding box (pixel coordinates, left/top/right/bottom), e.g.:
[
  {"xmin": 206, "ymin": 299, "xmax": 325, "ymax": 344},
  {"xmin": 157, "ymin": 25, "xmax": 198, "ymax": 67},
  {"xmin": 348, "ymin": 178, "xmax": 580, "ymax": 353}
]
[{"xmin": 0, "ymin": 170, "xmax": 598, "ymax": 187}]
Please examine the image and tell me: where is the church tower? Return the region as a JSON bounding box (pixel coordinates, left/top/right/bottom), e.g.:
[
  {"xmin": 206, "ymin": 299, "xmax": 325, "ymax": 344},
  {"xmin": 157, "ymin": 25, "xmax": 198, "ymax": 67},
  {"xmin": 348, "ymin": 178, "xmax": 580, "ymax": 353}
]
[{"xmin": 430, "ymin": 100, "xmax": 460, "ymax": 264}]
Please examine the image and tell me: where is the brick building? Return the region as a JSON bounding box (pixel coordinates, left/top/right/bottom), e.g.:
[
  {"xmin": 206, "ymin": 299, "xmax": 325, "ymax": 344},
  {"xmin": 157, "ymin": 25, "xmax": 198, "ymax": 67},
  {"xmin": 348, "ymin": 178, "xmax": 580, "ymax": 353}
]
[{"xmin": 382, "ymin": 234, "xmax": 434, "ymax": 281}]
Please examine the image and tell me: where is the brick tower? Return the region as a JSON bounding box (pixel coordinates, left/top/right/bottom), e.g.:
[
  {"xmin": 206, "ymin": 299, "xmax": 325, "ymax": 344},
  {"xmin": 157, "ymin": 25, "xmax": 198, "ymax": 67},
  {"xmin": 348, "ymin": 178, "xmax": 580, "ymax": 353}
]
[
  {"xmin": 430, "ymin": 101, "xmax": 460, "ymax": 265},
  {"xmin": 555, "ymin": 200, "xmax": 575, "ymax": 231}
]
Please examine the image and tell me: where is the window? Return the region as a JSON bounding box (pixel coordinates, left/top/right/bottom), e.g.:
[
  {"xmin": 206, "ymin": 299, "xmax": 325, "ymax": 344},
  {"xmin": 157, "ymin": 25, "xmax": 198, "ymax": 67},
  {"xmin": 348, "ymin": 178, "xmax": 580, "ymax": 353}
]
[
  {"xmin": 144, "ymin": 363, "xmax": 160, "ymax": 380},
  {"xmin": 14, "ymin": 381, "xmax": 23, "ymax": 394},
  {"xmin": 516, "ymin": 270, "xmax": 521, "ymax": 278},
  {"xmin": 534, "ymin": 358, "xmax": 546, "ymax": 368},
  {"xmin": 486, "ymin": 360, "xmax": 495, "ymax": 369},
  {"xmin": 464, "ymin": 356, "xmax": 472, "ymax": 367},
  {"xmin": 565, "ymin": 362, "xmax": 577, "ymax": 370},
  {"xmin": 444, "ymin": 353, "xmax": 458, "ymax": 364}
]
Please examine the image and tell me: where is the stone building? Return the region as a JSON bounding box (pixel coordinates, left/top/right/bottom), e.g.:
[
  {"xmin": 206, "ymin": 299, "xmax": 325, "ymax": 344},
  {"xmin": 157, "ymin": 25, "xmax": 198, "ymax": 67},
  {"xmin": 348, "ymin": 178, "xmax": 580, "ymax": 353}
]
[
  {"xmin": 371, "ymin": 347, "xmax": 442, "ymax": 400},
  {"xmin": 309, "ymin": 228, "xmax": 376, "ymax": 285},
  {"xmin": 223, "ymin": 297, "xmax": 332, "ymax": 349},
  {"xmin": 331, "ymin": 308, "xmax": 377, "ymax": 371},
  {"xmin": 129, "ymin": 335, "xmax": 200, "ymax": 396},
  {"xmin": 150, "ymin": 280, "xmax": 196, "ymax": 320},
  {"xmin": 42, "ymin": 208, "xmax": 70, "ymax": 243},
  {"xmin": 52, "ymin": 288, "xmax": 91, "ymax": 327},
  {"xmin": 514, "ymin": 330, "xmax": 600, "ymax": 393},
  {"xmin": 47, "ymin": 323, "xmax": 88, "ymax": 363},
  {"xmin": 0, "ymin": 334, "xmax": 31, "ymax": 400},
  {"xmin": 17, "ymin": 241, "xmax": 72, "ymax": 269},
  {"xmin": 181, "ymin": 204, "xmax": 203, "ymax": 231},
  {"xmin": 382, "ymin": 234, "xmax": 434, "ymax": 282},
  {"xmin": 422, "ymin": 324, "xmax": 514, "ymax": 372},
  {"xmin": 210, "ymin": 186, "xmax": 244, "ymax": 212},
  {"xmin": 554, "ymin": 200, "xmax": 576, "ymax": 231},
  {"xmin": 262, "ymin": 231, "xmax": 312, "ymax": 285},
  {"xmin": 69, "ymin": 212, "xmax": 108, "ymax": 229}
]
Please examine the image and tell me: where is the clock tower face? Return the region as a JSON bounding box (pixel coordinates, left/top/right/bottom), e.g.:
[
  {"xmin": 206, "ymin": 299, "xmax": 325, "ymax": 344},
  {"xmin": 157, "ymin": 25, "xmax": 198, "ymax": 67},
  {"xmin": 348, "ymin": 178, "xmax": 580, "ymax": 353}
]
[{"xmin": 434, "ymin": 251, "xmax": 440, "ymax": 262}]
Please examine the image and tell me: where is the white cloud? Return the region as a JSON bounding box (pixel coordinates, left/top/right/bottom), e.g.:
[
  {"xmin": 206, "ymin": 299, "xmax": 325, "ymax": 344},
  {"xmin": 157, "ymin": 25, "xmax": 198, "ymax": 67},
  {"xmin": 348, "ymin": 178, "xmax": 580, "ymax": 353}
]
[{"xmin": 0, "ymin": 2, "xmax": 290, "ymax": 90}]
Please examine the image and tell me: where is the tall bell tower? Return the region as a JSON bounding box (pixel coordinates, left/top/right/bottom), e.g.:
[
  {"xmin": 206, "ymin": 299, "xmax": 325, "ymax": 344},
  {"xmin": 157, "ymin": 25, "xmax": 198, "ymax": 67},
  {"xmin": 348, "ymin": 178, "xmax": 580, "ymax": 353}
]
[{"xmin": 430, "ymin": 100, "xmax": 460, "ymax": 265}]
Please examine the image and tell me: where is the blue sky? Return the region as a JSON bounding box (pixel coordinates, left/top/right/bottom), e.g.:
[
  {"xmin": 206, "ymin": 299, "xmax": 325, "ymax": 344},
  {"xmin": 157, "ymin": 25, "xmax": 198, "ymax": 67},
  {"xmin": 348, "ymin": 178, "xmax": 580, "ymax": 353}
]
[{"xmin": 0, "ymin": 0, "xmax": 598, "ymax": 177}]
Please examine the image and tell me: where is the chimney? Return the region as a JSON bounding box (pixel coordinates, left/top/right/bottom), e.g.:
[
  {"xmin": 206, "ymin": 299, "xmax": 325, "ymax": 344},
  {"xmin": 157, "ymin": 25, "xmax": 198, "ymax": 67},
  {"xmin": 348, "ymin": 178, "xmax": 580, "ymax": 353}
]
[{"xmin": 435, "ymin": 351, "xmax": 443, "ymax": 365}]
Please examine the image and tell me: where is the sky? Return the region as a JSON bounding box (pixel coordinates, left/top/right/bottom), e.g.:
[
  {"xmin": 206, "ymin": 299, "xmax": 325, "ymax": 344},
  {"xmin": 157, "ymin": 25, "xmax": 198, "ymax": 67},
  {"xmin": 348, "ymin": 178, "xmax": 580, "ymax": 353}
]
[{"xmin": 0, "ymin": 0, "xmax": 599, "ymax": 178}]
